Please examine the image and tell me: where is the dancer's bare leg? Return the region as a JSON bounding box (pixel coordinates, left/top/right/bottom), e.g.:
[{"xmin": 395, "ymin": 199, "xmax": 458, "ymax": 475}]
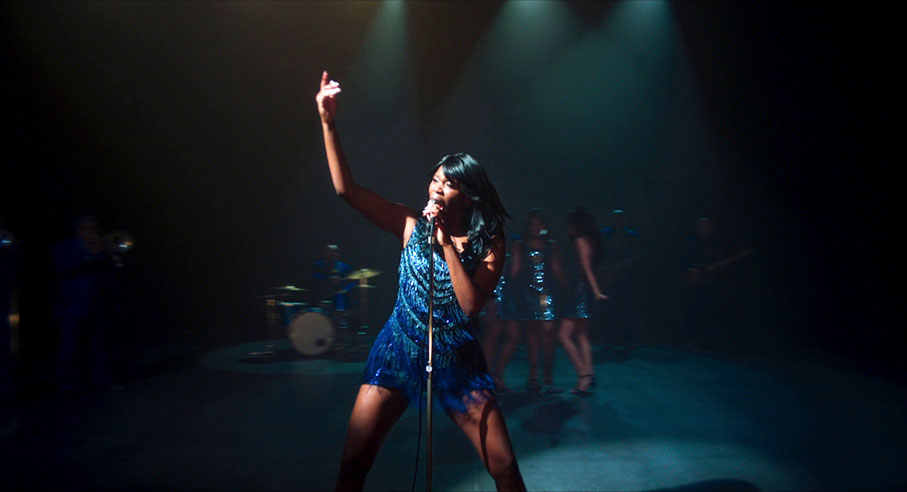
[
  {"xmin": 559, "ymin": 318, "xmax": 593, "ymax": 392},
  {"xmin": 494, "ymin": 320, "xmax": 521, "ymax": 376},
  {"xmin": 335, "ymin": 384, "xmax": 409, "ymax": 492},
  {"xmin": 447, "ymin": 392, "xmax": 527, "ymax": 492},
  {"xmin": 558, "ymin": 318, "xmax": 584, "ymax": 379},
  {"xmin": 524, "ymin": 321, "xmax": 539, "ymax": 386},
  {"xmin": 541, "ymin": 320, "xmax": 557, "ymax": 384},
  {"xmin": 576, "ymin": 319, "xmax": 594, "ymax": 379}
]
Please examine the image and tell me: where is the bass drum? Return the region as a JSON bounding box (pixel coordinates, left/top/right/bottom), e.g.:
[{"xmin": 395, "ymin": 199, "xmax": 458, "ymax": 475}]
[{"xmin": 288, "ymin": 311, "xmax": 336, "ymax": 356}]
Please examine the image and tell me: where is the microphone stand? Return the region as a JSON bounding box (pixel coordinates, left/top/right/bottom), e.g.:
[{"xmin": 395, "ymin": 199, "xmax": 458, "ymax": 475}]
[{"xmin": 425, "ymin": 216, "xmax": 436, "ymax": 492}]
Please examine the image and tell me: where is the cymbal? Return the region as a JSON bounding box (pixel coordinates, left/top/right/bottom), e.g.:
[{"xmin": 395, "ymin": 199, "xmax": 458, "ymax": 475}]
[
  {"xmin": 346, "ymin": 268, "xmax": 381, "ymax": 280},
  {"xmin": 272, "ymin": 285, "xmax": 308, "ymax": 292}
]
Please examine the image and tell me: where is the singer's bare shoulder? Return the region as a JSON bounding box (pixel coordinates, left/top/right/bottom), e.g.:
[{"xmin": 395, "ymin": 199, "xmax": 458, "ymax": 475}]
[{"xmin": 401, "ymin": 213, "xmax": 421, "ymax": 249}]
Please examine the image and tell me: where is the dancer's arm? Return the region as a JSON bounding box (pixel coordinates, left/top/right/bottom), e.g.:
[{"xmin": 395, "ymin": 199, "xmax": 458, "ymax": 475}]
[
  {"xmin": 316, "ymin": 71, "xmax": 418, "ymax": 248},
  {"xmin": 576, "ymin": 236, "xmax": 608, "ymax": 300}
]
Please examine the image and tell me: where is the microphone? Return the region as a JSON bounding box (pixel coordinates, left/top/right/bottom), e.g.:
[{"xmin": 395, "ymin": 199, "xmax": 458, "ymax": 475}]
[
  {"xmin": 426, "ymin": 198, "xmax": 441, "ymax": 222},
  {"xmin": 426, "ymin": 199, "xmax": 440, "ymax": 245}
]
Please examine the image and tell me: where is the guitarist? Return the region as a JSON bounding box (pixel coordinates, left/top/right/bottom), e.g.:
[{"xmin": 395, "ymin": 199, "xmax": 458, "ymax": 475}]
[
  {"xmin": 599, "ymin": 209, "xmax": 644, "ymax": 348},
  {"xmin": 681, "ymin": 217, "xmax": 750, "ymax": 350}
]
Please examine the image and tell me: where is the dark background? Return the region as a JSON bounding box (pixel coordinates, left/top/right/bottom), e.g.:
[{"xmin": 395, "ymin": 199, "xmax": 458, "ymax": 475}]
[{"xmin": 1, "ymin": 1, "xmax": 903, "ymax": 394}]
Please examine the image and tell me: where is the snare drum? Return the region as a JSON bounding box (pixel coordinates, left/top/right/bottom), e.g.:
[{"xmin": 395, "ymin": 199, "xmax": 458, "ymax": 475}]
[{"xmin": 288, "ymin": 311, "xmax": 336, "ymax": 356}]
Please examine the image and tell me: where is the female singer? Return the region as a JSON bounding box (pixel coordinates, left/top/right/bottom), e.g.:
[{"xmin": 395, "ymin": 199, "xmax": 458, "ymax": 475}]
[
  {"xmin": 557, "ymin": 207, "xmax": 608, "ymax": 395},
  {"xmin": 316, "ymin": 72, "xmax": 525, "ymax": 492}
]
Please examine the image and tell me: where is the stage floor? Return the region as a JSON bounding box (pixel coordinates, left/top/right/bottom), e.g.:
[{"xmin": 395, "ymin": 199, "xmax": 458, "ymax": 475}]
[{"xmin": 3, "ymin": 339, "xmax": 906, "ymax": 491}]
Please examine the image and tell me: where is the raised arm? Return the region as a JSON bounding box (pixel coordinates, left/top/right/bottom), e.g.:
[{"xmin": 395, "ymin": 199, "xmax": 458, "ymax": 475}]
[{"xmin": 315, "ymin": 71, "xmax": 417, "ymax": 248}]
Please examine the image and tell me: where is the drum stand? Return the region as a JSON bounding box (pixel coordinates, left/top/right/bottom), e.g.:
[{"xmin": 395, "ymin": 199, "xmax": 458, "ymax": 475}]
[
  {"xmin": 329, "ymin": 270, "xmax": 379, "ymax": 360},
  {"xmin": 355, "ymin": 277, "xmax": 370, "ymax": 348},
  {"xmin": 264, "ymin": 295, "xmax": 281, "ymax": 339}
]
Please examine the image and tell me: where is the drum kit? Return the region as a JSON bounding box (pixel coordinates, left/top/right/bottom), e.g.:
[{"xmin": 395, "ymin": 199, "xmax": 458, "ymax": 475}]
[{"xmin": 263, "ymin": 268, "xmax": 381, "ymax": 358}]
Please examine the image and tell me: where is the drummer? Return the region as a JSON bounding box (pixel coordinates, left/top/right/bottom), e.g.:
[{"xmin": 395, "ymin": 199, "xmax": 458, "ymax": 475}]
[{"xmin": 311, "ymin": 244, "xmax": 356, "ymax": 311}]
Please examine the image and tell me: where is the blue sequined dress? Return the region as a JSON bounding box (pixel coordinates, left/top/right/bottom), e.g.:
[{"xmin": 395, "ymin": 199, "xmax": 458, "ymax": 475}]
[{"xmin": 360, "ymin": 218, "xmax": 494, "ymax": 411}]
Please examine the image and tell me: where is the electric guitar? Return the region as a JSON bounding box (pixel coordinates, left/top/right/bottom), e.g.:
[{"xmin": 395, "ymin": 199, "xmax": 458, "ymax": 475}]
[{"xmin": 684, "ymin": 249, "xmax": 752, "ymax": 287}]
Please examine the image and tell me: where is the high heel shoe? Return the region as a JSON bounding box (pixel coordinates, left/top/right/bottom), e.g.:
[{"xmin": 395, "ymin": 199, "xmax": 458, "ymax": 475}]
[{"xmin": 570, "ymin": 375, "xmax": 594, "ymax": 396}]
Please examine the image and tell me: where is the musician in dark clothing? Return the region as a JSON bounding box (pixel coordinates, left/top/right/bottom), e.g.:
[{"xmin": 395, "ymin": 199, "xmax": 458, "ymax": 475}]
[
  {"xmin": 0, "ymin": 218, "xmax": 17, "ymax": 431},
  {"xmin": 53, "ymin": 216, "xmax": 118, "ymax": 396},
  {"xmin": 599, "ymin": 209, "xmax": 643, "ymax": 347},
  {"xmin": 681, "ymin": 217, "xmax": 734, "ymax": 350},
  {"xmin": 311, "ymin": 244, "xmax": 355, "ymax": 311}
]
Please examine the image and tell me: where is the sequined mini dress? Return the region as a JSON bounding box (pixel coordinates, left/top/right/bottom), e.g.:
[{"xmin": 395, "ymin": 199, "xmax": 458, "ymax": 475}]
[
  {"xmin": 360, "ymin": 218, "xmax": 494, "ymax": 411},
  {"xmin": 560, "ymin": 257, "xmax": 591, "ymax": 319},
  {"xmin": 516, "ymin": 239, "xmax": 559, "ymax": 321}
]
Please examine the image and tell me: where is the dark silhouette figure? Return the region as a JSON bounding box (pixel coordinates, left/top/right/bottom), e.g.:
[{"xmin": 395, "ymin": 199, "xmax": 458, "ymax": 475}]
[
  {"xmin": 680, "ymin": 217, "xmax": 751, "ymax": 350},
  {"xmin": 53, "ymin": 216, "xmax": 120, "ymax": 396},
  {"xmin": 0, "ymin": 218, "xmax": 17, "ymax": 432},
  {"xmin": 599, "ymin": 209, "xmax": 644, "ymax": 348}
]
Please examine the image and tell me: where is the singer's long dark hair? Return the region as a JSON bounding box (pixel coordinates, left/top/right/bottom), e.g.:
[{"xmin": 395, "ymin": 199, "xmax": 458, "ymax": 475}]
[{"xmin": 432, "ymin": 153, "xmax": 510, "ymax": 259}]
